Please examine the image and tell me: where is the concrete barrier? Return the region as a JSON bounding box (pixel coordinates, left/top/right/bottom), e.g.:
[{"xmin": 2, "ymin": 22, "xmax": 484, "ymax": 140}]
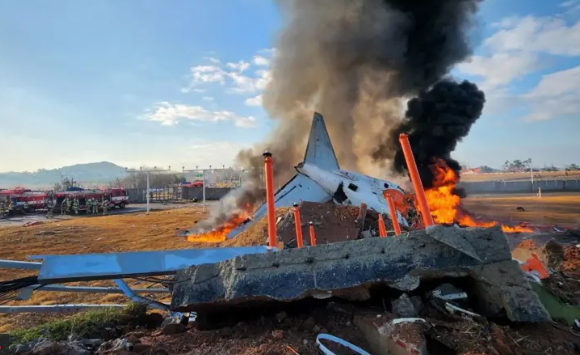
[
  {"xmin": 172, "ymin": 226, "xmax": 550, "ymax": 323},
  {"xmin": 182, "ymin": 187, "xmax": 232, "ymax": 201}
]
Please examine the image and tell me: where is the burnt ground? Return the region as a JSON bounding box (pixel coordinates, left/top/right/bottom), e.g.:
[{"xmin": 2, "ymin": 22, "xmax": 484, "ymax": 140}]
[{"xmin": 96, "ymin": 298, "xmax": 580, "ymax": 355}]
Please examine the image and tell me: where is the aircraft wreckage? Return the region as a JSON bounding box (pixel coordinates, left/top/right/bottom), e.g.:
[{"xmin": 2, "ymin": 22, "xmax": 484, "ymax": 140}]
[{"xmin": 226, "ymin": 112, "xmax": 415, "ymax": 239}]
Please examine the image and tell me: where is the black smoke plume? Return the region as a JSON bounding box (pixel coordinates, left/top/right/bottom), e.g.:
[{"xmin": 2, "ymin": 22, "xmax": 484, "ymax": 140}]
[
  {"xmin": 382, "ymin": 80, "xmax": 486, "ymax": 189},
  {"xmin": 195, "ymin": 0, "xmax": 484, "ymax": 232}
]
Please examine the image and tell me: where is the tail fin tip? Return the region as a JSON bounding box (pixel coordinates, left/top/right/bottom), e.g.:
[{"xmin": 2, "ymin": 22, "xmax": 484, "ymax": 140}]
[{"xmin": 303, "ymin": 112, "xmax": 340, "ymax": 171}]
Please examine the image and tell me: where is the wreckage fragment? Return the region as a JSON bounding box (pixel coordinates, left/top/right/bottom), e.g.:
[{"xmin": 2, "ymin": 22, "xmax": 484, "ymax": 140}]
[{"xmin": 171, "ymin": 226, "xmax": 550, "ymax": 322}]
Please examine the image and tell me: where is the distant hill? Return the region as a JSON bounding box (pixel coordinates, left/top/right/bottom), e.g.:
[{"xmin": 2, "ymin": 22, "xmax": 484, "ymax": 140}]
[{"xmin": 0, "ymin": 162, "xmax": 127, "ymax": 188}]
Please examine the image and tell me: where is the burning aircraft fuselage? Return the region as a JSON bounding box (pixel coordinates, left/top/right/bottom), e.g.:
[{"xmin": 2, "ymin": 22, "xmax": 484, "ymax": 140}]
[
  {"xmin": 295, "ymin": 162, "xmax": 408, "ymax": 226},
  {"xmin": 226, "ymin": 112, "xmax": 409, "ymax": 239}
]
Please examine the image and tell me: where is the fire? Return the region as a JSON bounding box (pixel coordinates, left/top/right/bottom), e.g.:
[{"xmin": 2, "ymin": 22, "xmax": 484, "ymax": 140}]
[
  {"xmin": 424, "ymin": 161, "xmax": 533, "ymax": 233},
  {"xmin": 187, "ymin": 210, "xmax": 252, "ymax": 243}
]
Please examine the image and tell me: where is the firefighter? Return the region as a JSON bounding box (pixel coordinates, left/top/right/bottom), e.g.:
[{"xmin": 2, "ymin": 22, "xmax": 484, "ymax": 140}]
[
  {"xmin": 93, "ymin": 198, "xmax": 99, "ymax": 214},
  {"xmin": 46, "ymin": 197, "xmax": 54, "ymax": 219},
  {"xmin": 0, "ymin": 200, "xmax": 5, "ymax": 216},
  {"xmin": 86, "ymin": 198, "xmax": 92, "ymax": 214},
  {"xmin": 72, "ymin": 198, "xmax": 79, "ymax": 215},
  {"xmin": 101, "ymin": 198, "xmax": 109, "ymax": 216},
  {"xmin": 61, "ymin": 197, "xmax": 69, "ymax": 215}
]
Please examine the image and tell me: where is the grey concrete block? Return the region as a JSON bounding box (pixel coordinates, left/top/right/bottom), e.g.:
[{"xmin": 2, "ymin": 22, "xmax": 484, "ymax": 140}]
[{"xmin": 171, "ymin": 226, "xmax": 549, "ymax": 322}]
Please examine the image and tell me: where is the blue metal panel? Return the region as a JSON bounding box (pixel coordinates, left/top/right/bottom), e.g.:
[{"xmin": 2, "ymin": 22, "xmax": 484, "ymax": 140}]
[
  {"xmin": 0, "ymin": 304, "xmax": 126, "ymax": 314},
  {"xmin": 0, "ymin": 259, "xmax": 42, "ymax": 270},
  {"xmin": 31, "ymin": 246, "xmax": 274, "ymax": 282}
]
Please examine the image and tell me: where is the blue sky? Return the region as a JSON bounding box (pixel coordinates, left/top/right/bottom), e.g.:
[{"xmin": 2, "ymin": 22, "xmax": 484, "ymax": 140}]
[{"xmin": 0, "ymin": 0, "xmax": 579, "ymax": 173}]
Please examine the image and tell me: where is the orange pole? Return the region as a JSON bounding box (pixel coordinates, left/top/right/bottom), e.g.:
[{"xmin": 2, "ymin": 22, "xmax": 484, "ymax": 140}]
[
  {"xmin": 309, "ymin": 221, "xmax": 316, "ymax": 246},
  {"xmin": 293, "ymin": 203, "xmax": 303, "ymax": 248},
  {"xmin": 385, "ymin": 194, "xmax": 402, "ymax": 235},
  {"xmin": 378, "ymin": 214, "xmax": 387, "ymax": 237},
  {"xmin": 263, "ymin": 151, "xmax": 277, "ymax": 247},
  {"xmin": 398, "ymin": 133, "xmax": 435, "ymax": 227}
]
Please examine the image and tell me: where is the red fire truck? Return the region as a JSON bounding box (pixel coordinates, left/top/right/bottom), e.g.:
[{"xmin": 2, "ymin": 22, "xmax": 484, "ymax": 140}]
[
  {"xmin": 0, "ymin": 188, "xmax": 48, "ymax": 213},
  {"xmin": 182, "ymin": 180, "xmax": 203, "ymax": 187},
  {"xmin": 54, "ymin": 188, "xmax": 129, "ymax": 212}
]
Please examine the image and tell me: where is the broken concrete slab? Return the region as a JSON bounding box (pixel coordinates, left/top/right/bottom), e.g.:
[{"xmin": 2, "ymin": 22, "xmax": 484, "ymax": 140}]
[
  {"xmin": 469, "ymin": 259, "xmax": 550, "ymax": 322},
  {"xmin": 171, "ymin": 226, "xmax": 550, "ymax": 322},
  {"xmin": 426, "ymin": 224, "xmax": 481, "ymax": 261}
]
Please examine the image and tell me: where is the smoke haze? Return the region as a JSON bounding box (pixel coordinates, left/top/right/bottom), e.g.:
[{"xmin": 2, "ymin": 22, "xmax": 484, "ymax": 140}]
[{"xmin": 195, "ymin": 0, "xmax": 484, "ymax": 231}]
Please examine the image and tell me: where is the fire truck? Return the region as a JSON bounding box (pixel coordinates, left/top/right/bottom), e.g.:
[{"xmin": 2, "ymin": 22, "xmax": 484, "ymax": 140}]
[
  {"xmin": 182, "ymin": 180, "xmax": 203, "ymax": 187},
  {"xmin": 0, "ymin": 188, "xmax": 48, "ymax": 214},
  {"xmin": 53, "ymin": 188, "xmax": 129, "ymax": 212}
]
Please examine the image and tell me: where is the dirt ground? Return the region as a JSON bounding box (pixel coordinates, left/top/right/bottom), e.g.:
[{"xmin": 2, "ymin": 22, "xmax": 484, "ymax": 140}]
[
  {"xmin": 103, "ymin": 305, "xmax": 369, "ymax": 355},
  {"xmin": 462, "ymin": 193, "xmax": 580, "ymax": 228}
]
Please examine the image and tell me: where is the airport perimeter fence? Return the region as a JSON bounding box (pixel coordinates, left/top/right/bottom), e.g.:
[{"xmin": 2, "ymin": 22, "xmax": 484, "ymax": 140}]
[
  {"xmin": 125, "ymin": 186, "xmax": 234, "ymax": 203},
  {"xmin": 459, "ymin": 179, "xmax": 580, "ymax": 194}
]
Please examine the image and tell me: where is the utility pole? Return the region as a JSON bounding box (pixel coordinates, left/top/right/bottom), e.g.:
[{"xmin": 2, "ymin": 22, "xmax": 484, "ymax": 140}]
[
  {"xmin": 529, "ymin": 158, "xmax": 534, "ymax": 185},
  {"xmin": 182, "ymin": 166, "xmax": 231, "ymax": 212},
  {"xmin": 125, "ymin": 166, "xmax": 171, "ymax": 214}
]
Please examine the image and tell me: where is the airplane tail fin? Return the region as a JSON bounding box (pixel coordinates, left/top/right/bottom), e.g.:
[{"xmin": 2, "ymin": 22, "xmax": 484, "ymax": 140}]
[{"xmin": 302, "ymin": 112, "xmax": 340, "ymax": 171}]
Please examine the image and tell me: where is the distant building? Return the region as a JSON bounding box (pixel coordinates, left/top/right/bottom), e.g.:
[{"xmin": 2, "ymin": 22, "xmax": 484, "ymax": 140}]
[{"xmin": 461, "ymin": 168, "xmax": 481, "ymax": 174}]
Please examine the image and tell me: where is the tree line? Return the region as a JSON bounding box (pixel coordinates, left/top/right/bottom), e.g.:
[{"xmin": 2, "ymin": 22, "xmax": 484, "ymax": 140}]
[{"xmin": 502, "ymin": 160, "xmax": 579, "ymax": 172}]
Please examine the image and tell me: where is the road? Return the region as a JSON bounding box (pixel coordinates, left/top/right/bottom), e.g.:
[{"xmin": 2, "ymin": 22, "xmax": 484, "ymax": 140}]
[{"xmin": 0, "ymin": 201, "xmax": 220, "ymax": 228}]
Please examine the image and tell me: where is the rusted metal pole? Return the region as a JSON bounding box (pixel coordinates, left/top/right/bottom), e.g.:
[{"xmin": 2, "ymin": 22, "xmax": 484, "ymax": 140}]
[
  {"xmin": 293, "ymin": 203, "xmax": 304, "ymax": 248},
  {"xmin": 263, "ymin": 151, "xmax": 277, "ymax": 247},
  {"xmin": 398, "ymin": 133, "xmax": 435, "ymax": 227},
  {"xmin": 385, "ymin": 194, "xmax": 402, "ymax": 235},
  {"xmin": 378, "ymin": 214, "xmax": 387, "ymax": 237},
  {"xmin": 309, "ymin": 221, "xmax": 316, "ymax": 246}
]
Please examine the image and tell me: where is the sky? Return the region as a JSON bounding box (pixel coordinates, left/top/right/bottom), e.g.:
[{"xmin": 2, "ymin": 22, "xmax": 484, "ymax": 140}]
[{"xmin": 0, "ymin": 0, "xmax": 579, "ymax": 173}]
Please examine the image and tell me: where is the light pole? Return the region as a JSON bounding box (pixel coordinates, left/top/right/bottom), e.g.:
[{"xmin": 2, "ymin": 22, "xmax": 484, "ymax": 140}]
[
  {"xmin": 125, "ymin": 166, "xmax": 171, "ymax": 214},
  {"xmin": 529, "ymin": 158, "xmax": 534, "ymax": 185}
]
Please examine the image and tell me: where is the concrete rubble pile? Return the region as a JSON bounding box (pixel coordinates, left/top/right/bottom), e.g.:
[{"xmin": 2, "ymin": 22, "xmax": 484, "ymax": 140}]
[{"xmin": 171, "ymin": 225, "xmax": 550, "ymax": 325}]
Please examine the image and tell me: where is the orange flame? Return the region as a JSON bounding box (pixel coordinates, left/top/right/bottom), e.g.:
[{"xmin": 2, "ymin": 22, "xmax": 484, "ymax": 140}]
[
  {"xmin": 187, "ymin": 208, "xmax": 252, "ymax": 243},
  {"xmin": 424, "ymin": 161, "xmax": 533, "ymax": 233}
]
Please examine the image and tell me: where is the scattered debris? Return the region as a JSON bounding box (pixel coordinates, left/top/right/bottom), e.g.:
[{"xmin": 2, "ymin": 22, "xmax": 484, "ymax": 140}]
[
  {"xmin": 23, "ymin": 221, "xmax": 44, "ymax": 227},
  {"xmin": 445, "ymin": 302, "xmax": 481, "ymax": 319},
  {"xmin": 391, "ymin": 293, "xmax": 420, "ymax": 318},
  {"xmin": 316, "ymin": 333, "xmax": 372, "ymax": 355},
  {"xmin": 431, "ymin": 283, "xmax": 468, "ymax": 301},
  {"xmin": 160, "ymin": 314, "xmax": 188, "ymax": 335}
]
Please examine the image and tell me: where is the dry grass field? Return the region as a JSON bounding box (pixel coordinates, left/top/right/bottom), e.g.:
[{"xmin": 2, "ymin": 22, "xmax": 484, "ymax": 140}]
[{"xmin": 0, "ymin": 207, "xmax": 210, "ymax": 332}]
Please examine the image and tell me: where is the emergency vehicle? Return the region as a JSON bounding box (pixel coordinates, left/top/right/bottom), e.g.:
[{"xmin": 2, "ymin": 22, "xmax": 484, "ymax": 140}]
[
  {"xmin": 0, "ymin": 188, "xmax": 48, "ymax": 213},
  {"xmin": 54, "ymin": 188, "xmax": 129, "ymax": 212},
  {"xmin": 182, "ymin": 180, "xmax": 203, "ymax": 187}
]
